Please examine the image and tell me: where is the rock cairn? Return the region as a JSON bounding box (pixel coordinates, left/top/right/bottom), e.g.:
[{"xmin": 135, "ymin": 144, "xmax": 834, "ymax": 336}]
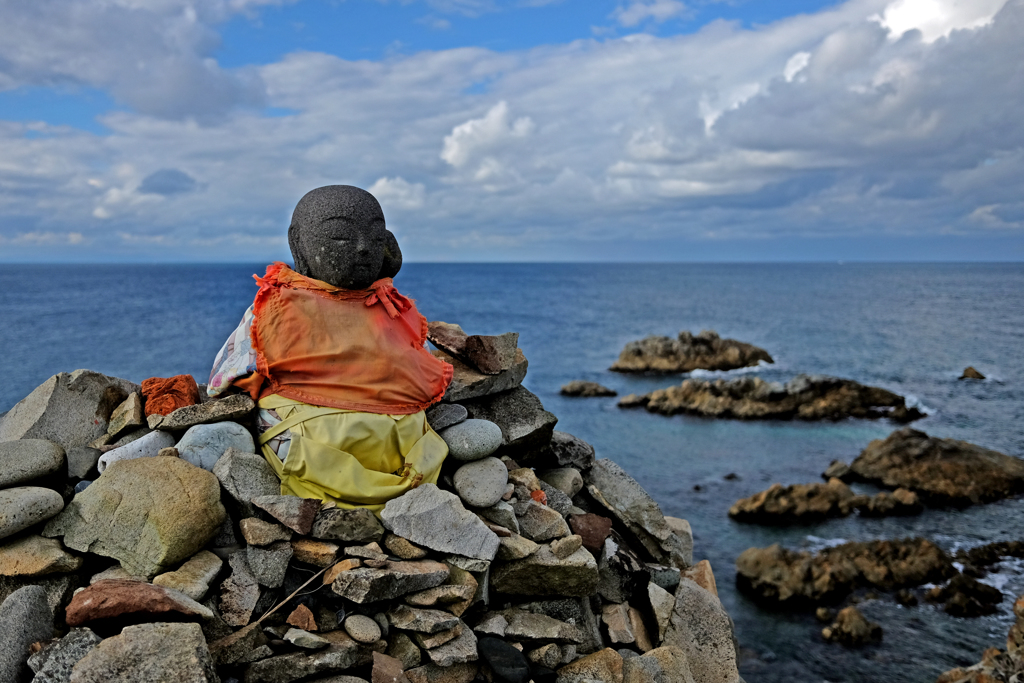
[
  {"xmin": 0, "ymin": 327, "xmax": 742, "ymax": 683},
  {"xmin": 619, "ymin": 374, "xmax": 925, "ymax": 422},
  {"xmin": 610, "ymin": 330, "xmax": 773, "ymax": 374}
]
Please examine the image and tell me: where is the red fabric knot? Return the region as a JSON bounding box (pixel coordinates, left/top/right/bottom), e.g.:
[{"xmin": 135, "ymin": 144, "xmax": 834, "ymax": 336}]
[{"xmin": 365, "ymin": 278, "xmax": 412, "ymax": 319}]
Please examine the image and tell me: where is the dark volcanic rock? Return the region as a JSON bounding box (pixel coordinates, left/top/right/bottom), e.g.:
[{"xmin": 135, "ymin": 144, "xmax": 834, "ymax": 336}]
[
  {"xmin": 610, "ymin": 329, "xmax": 773, "ymax": 373},
  {"xmin": 960, "ymin": 366, "xmax": 985, "ymax": 380},
  {"xmin": 821, "ymin": 606, "xmax": 882, "ymax": 647},
  {"xmin": 628, "ymin": 374, "xmax": 924, "ymax": 422},
  {"xmin": 735, "ymin": 538, "xmax": 955, "ymax": 607},
  {"xmin": 728, "ymin": 479, "xmax": 867, "ymax": 525},
  {"xmin": 428, "ymin": 321, "xmax": 519, "ymax": 375},
  {"xmin": 848, "ymin": 428, "xmax": 1024, "ymax": 505},
  {"xmin": 459, "ymin": 386, "xmax": 557, "ymax": 459},
  {"xmin": 930, "ymin": 574, "xmax": 1003, "ymax": 617},
  {"xmin": 560, "ymin": 381, "xmax": 617, "ymax": 398}
]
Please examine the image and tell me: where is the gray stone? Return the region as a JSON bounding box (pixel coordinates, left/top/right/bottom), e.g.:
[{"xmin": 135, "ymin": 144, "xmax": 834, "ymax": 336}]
[
  {"xmin": 439, "ymin": 420, "xmax": 503, "ymax": 462},
  {"xmin": 386, "ymin": 632, "xmax": 421, "ymax": 669},
  {"xmin": 602, "ymin": 602, "xmax": 634, "ymax": 644},
  {"xmin": 332, "ymin": 560, "xmax": 450, "ymax": 604},
  {"xmin": 253, "ymin": 495, "xmax": 321, "ymax": 535},
  {"xmin": 459, "ymin": 387, "xmax": 558, "ymax": 458},
  {"xmin": 0, "ymin": 486, "xmax": 64, "ymax": 542},
  {"xmin": 288, "ymin": 185, "xmax": 402, "ymax": 290},
  {"xmin": 107, "ymin": 392, "xmax": 144, "ymax": 438},
  {"xmin": 585, "ymin": 459, "xmax": 689, "ymax": 568},
  {"xmin": 0, "ymin": 574, "xmax": 77, "ymax": 619},
  {"xmin": 388, "ymin": 604, "xmax": 459, "ymax": 633},
  {"xmin": 453, "ymin": 457, "xmax": 508, "ymax": 508},
  {"xmin": 0, "ymin": 439, "xmax": 65, "ymax": 489},
  {"xmin": 383, "ymin": 534, "xmax": 427, "ymax": 559},
  {"xmin": 66, "ymin": 448, "xmax": 102, "ymax": 481},
  {"xmin": 96, "ymin": 430, "xmax": 175, "ymax": 473},
  {"xmin": 404, "ymin": 584, "xmax": 476, "ymax": 611},
  {"xmin": 473, "ymin": 613, "xmax": 508, "ymax": 637},
  {"xmin": 648, "ymin": 583, "xmax": 675, "ymax": 643},
  {"xmin": 311, "ymin": 507, "xmax": 384, "ymax": 543},
  {"xmin": 478, "ymin": 501, "xmax": 519, "ymax": 534},
  {"xmin": 43, "ymin": 457, "xmax": 226, "ymax": 576},
  {"xmin": 555, "ymin": 648, "xmax": 623, "ymax": 683},
  {"xmin": 427, "ymin": 322, "xmax": 519, "ymax": 376},
  {"xmin": 240, "ymin": 517, "xmax": 292, "ymax": 546},
  {"xmin": 497, "ymin": 608, "xmax": 582, "ymax": 643},
  {"xmin": 622, "ymin": 646, "xmax": 696, "ymax": 683},
  {"xmin": 213, "ymin": 447, "xmax": 281, "ymax": 518},
  {"xmin": 664, "ymin": 516, "xmax": 693, "ymax": 567},
  {"xmin": 663, "ymin": 579, "xmax": 740, "ymax": 683},
  {"xmin": 243, "ymin": 630, "xmax": 374, "ymax": 683},
  {"xmin": 220, "ymin": 551, "xmax": 261, "ymax": 627},
  {"xmin": 0, "ymin": 535, "xmax": 82, "ymax": 577},
  {"xmin": 0, "ymin": 370, "xmax": 138, "ymax": 456},
  {"xmin": 538, "ymin": 467, "xmax": 584, "ymax": 498},
  {"xmin": 404, "ymin": 662, "xmax": 478, "ymax": 683},
  {"xmin": 517, "ymin": 500, "xmax": 570, "ymax": 542},
  {"xmin": 648, "ymin": 564, "xmax": 681, "ymax": 592},
  {"xmin": 543, "ymin": 431, "xmax": 596, "ymax": 470},
  {"xmin": 517, "ymin": 598, "xmax": 603, "ymax": 654},
  {"xmin": 597, "ymin": 536, "xmax": 649, "ymax": 605},
  {"xmin": 175, "ymin": 421, "xmax": 254, "ymax": 471},
  {"xmin": 492, "ymin": 544, "xmax": 598, "ymax": 597},
  {"xmin": 247, "ymin": 541, "xmax": 293, "ymax": 588},
  {"xmin": 67, "ymin": 622, "xmax": 217, "ymax": 682},
  {"xmin": 147, "ymin": 393, "xmax": 255, "ymax": 431},
  {"xmin": 27, "ymin": 627, "xmax": 101, "ymax": 683},
  {"xmin": 381, "ymin": 485, "xmax": 499, "ymax": 561},
  {"xmin": 110, "ymin": 426, "xmax": 154, "ymax": 449},
  {"xmin": 434, "ymin": 348, "xmax": 529, "ymax": 403},
  {"xmin": 539, "ymin": 481, "xmax": 573, "ymax": 516},
  {"xmin": 551, "ymin": 535, "xmax": 583, "ymax": 560},
  {"xmin": 285, "ymin": 628, "xmax": 330, "ymax": 650},
  {"xmin": 0, "ymin": 585, "xmax": 53, "ymax": 683},
  {"xmin": 344, "ymin": 614, "xmax": 382, "ymax": 643},
  {"xmin": 425, "ymin": 403, "xmax": 468, "ymax": 433},
  {"xmin": 153, "ymin": 550, "xmax": 223, "ymax": 601},
  {"xmin": 425, "ymin": 626, "xmax": 477, "ymax": 666},
  {"xmin": 496, "ymin": 533, "xmax": 539, "ymax": 561}
]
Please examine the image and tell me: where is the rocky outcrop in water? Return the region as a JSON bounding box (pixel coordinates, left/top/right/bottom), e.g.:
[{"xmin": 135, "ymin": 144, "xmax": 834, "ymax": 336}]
[
  {"xmin": 821, "ymin": 606, "xmax": 882, "ymax": 647},
  {"xmin": 610, "ymin": 329, "xmax": 773, "ymax": 373},
  {"xmin": 847, "ymin": 428, "xmax": 1024, "ymax": 506},
  {"xmin": 937, "ymin": 594, "xmax": 1024, "ymax": 683},
  {"xmin": 619, "ymin": 374, "xmax": 925, "ymax": 422},
  {"xmin": 728, "ymin": 479, "xmax": 921, "ymax": 524},
  {"xmin": 0, "ymin": 329, "xmax": 740, "ymax": 683},
  {"xmin": 959, "ymin": 367, "xmax": 985, "ymax": 380},
  {"xmin": 560, "ymin": 381, "xmax": 617, "ymax": 397},
  {"xmin": 735, "ymin": 538, "xmax": 955, "ymax": 608}
]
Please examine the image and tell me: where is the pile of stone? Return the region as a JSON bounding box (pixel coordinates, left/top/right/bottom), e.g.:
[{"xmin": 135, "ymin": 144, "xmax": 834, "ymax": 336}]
[
  {"xmin": 610, "ymin": 330, "xmax": 773, "ymax": 374},
  {"xmin": 0, "ymin": 328, "xmax": 742, "ymax": 683},
  {"xmin": 728, "ymin": 479, "xmax": 921, "ymax": 525},
  {"xmin": 619, "ymin": 374, "xmax": 925, "ymax": 422},
  {"xmin": 937, "ymin": 594, "xmax": 1024, "ymax": 683}
]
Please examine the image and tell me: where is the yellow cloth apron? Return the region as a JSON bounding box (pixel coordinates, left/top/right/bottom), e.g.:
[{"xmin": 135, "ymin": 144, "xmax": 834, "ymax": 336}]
[{"xmin": 256, "ymin": 394, "xmax": 448, "ymax": 516}]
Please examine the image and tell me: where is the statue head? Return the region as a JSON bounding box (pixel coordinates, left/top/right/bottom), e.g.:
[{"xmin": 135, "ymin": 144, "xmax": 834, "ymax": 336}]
[{"xmin": 288, "ymin": 185, "xmax": 403, "ymax": 290}]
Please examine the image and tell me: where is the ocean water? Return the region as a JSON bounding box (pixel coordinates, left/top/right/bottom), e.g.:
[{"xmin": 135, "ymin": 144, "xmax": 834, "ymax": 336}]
[{"xmin": 2, "ymin": 262, "xmax": 1023, "ymax": 682}]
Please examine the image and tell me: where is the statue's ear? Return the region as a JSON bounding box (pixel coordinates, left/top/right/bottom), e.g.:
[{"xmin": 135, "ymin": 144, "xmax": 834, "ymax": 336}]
[
  {"xmin": 288, "ymin": 223, "xmax": 310, "ymax": 276},
  {"xmin": 378, "ymin": 230, "xmax": 403, "ymax": 280}
]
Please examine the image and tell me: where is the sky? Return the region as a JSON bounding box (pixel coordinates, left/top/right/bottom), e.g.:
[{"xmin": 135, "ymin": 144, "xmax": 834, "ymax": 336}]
[{"xmin": 0, "ymin": 0, "xmax": 1021, "ymax": 263}]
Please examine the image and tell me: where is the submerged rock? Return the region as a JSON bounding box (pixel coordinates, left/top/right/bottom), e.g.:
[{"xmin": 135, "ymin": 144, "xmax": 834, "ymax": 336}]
[
  {"xmin": 848, "ymin": 428, "xmax": 1024, "ymax": 505},
  {"xmin": 610, "ymin": 329, "xmax": 773, "ymax": 373}
]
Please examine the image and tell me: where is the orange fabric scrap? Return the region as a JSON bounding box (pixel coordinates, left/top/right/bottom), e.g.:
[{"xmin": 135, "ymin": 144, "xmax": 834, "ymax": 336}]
[
  {"xmin": 531, "ymin": 489, "xmax": 548, "ymax": 505},
  {"xmin": 141, "ymin": 374, "xmax": 200, "ymax": 417}
]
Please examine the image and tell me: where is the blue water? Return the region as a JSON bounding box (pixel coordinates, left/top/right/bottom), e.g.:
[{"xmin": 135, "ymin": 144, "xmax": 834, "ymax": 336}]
[{"xmin": 2, "ymin": 262, "xmax": 1023, "ymax": 682}]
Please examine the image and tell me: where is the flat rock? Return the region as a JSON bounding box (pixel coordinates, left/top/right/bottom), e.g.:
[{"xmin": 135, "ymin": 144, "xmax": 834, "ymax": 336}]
[
  {"xmin": 516, "ymin": 500, "xmax": 570, "ymax": 542},
  {"xmin": 107, "ymin": 392, "xmax": 144, "ymax": 438},
  {"xmin": 648, "ymin": 583, "xmax": 675, "ymax": 643},
  {"xmin": 453, "ymin": 457, "xmax": 508, "ymax": 508},
  {"xmin": 27, "ymin": 627, "xmax": 102, "ymax": 683},
  {"xmin": 458, "ymin": 386, "xmax": 558, "ymax": 459},
  {"xmin": 254, "ymin": 495, "xmax": 321, "ymax": 535},
  {"xmin": 0, "ymin": 486, "xmax": 65, "ymax": 542},
  {"xmin": 0, "ymin": 585, "xmax": 54, "ymax": 683},
  {"xmin": 404, "ymin": 662, "xmax": 477, "ymax": 683},
  {"xmin": 556, "ymin": 648, "xmax": 623, "ymax": 683},
  {"xmin": 147, "ymin": 393, "xmax": 255, "ymax": 430},
  {"xmin": 498, "ymin": 608, "xmax": 582, "ymax": 643},
  {"xmin": 534, "ymin": 431, "xmax": 595, "ymax": 471},
  {"xmin": 0, "ymin": 535, "xmax": 82, "ymax": 577},
  {"xmin": 43, "ymin": 457, "xmax": 225, "ymax": 576},
  {"xmin": 433, "ymin": 348, "xmax": 529, "ymax": 403},
  {"xmin": 586, "ymin": 459, "xmax": 689, "ymax": 568},
  {"xmin": 152, "ymin": 550, "xmax": 223, "ymax": 601},
  {"xmin": 568, "ymin": 513, "xmax": 613, "ymax": 555},
  {"xmin": 241, "ymin": 517, "xmax": 293, "ymax": 546},
  {"xmin": 848, "ymin": 427, "xmax": 1024, "ymax": 505},
  {"xmin": 208, "ymin": 622, "xmax": 268, "ymax": 667},
  {"xmin": 425, "ymin": 403, "xmax": 468, "ymax": 433},
  {"xmin": 381, "ymin": 485, "xmax": 499, "ymax": 561},
  {"xmin": 176, "ymin": 421, "xmax": 255, "ymax": 471},
  {"xmin": 312, "ymin": 507, "xmax": 385, "ymax": 543},
  {"xmin": 372, "ymin": 652, "xmax": 408, "ymax": 683},
  {"xmin": 213, "ymin": 447, "xmax": 281, "ymax": 518},
  {"xmin": 496, "ymin": 534, "xmax": 539, "ymax": 561},
  {"xmin": 66, "ymin": 578, "xmax": 212, "ymax": 627},
  {"xmin": 491, "ymin": 544, "xmax": 598, "ymax": 597},
  {"xmin": 0, "ymin": 370, "xmax": 138, "ymax": 455},
  {"xmin": 611, "ymin": 329, "xmax": 772, "ymax": 373},
  {"xmin": 623, "ymin": 645, "xmax": 696, "ymax": 683},
  {"xmin": 243, "ymin": 631, "xmax": 373, "ymax": 683},
  {"xmin": 332, "ymin": 560, "xmax": 450, "ymax": 604},
  {"xmin": 560, "ymin": 381, "xmax": 617, "ymax": 397},
  {"xmin": 247, "ymin": 541, "xmax": 293, "ymax": 588},
  {"xmin": 386, "ymin": 632, "xmax": 422, "ymax": 670},
  {"xmin": 286, "ymin": 628, "xmax": 330, "ymax": 650},
  {"xmin": 384, "ymin": 534, "xmax": 427, "ymax": 560},
  {"xmin": 405, "ymin": 585, "xmax": 477, "ymax": 611},
  {"xmin": 67, "ymin": 622, "xmax": 218, "ymax": 682},
  {"xmin": 428, "ymin": 322, "xmax": 519, "ymax": 375},
  {"xmin": 0, "ymin": 439, "xmax": 65, "ymax": 489},
  {"xmin": 219, "ymin": 551, "xmax": 261, "ymax": 627},
  {"xmin": 292, "ymin": 538, "xmax": 340, "ymax": 567},
  {"xmin": 425, "ymin": 626, "xmax": 477, "ymax": 666},
  {"xmin": 478, "ymin": 501, "xmax": 519, "ymax": 534},
  {"xmin": 388, "ymin": 604, "xmax": 459, "ymax": 633},
  {"xmin": 440, "ymin": 419, "xmax": 503, "ymax": 462},
  {"xmin": 97, "ymin": 430, "xmax": 176, "ymax": 473}
]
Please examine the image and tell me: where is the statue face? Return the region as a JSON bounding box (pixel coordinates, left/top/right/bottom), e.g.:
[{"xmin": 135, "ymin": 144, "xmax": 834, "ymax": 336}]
[{"xmin": 289, "ymin": 185, "xmax": 401, "ymax": 290}]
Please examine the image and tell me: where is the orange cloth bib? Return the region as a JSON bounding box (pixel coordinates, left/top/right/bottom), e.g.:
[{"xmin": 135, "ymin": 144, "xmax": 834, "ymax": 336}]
[{"xmin": 236, "ymin": 262, "xmax": 452, "ymax": 414}]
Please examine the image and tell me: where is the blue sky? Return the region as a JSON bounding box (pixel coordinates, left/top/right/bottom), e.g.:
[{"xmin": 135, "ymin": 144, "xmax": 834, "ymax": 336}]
[{"xmin": 0, "ymin": 0, "xmax": 1021, "ymax": 262}]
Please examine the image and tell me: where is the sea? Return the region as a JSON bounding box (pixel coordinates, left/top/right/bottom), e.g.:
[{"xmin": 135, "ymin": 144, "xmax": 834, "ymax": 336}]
[{"xmin": 2, "ymin": 262, "xmax": 1023, "ymax": 682}]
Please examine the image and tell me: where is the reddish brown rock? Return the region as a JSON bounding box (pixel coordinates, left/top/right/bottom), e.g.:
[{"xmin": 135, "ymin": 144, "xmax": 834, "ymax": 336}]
[
  {"xmin": 569, "ymin": 513, "xmax": 613, "ymax": 555},
  {"xmin": 65, "ymin": 579, "xmax": 212, "ymax": 627},
  {"xmin": 287, "ymin": 604, "xmax": 318, "ymax": 631},
  {"xmin": 373, "ymin": 651, "xmax": 411, "ymax": 683},
  {"xmin": 141, "ymin": 374, "xmax": 200, "ymax": 417}
]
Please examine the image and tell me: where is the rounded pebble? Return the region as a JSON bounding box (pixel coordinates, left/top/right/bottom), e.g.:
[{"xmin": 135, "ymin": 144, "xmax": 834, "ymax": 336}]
[
  {"xmin": 454, "ymin": 457, "xmax": 510, "ymax": 508},
  {"xmin": 0, "ymin": 487, "xmax": 65, "ymax": 542},
  {"xmin": 0, "ymin": 440, "xmax": 65, "ymax": 489},
  {"xmin": 344, "ymin": 614, "xmax": 382, "ymax": 644},
  {"xmin": 175, "ymin": 422, "xmax": 255, "ymax": 471},
  {"xmin": 439, "ymin": 419, "xmax": 503, "ymax": 461},
  {"xmin": 98, "ymin": 430, "xmax": 175, "ymax": 473}
]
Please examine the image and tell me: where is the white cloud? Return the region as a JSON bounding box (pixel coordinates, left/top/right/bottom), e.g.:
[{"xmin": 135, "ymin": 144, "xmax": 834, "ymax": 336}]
[
  {"xmin": 613, "ymin": 0, "xmax": 689, "ymax": 28},
  {"xmin": 368, "ymin": 177, "xmax": 427, "ymax": 210},
  {"xmin": 441, "ymin": 101, "xmax": 535, "ymax": 168},
  {"xmin": 874, "ymin": 0, "xmax": 1009, "ymax": 42},
  {"xmin": 784, "ymin": 51, "xmax": 812, "ymax": 82}
]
